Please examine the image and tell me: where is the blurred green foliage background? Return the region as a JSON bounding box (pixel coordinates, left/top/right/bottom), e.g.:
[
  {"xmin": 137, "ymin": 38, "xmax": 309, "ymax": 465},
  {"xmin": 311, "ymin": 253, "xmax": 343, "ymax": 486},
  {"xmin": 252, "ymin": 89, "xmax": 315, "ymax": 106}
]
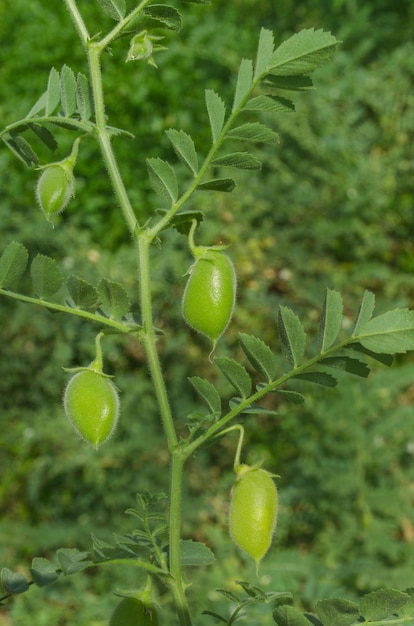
[{"xmin": 1, "ymin": 1, "xmax": 414, "ymax": 624}]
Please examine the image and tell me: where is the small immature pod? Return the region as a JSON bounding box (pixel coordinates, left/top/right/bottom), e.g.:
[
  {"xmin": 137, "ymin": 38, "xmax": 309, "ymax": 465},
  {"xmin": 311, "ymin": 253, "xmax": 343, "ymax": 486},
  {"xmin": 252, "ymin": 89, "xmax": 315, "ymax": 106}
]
[
  {"xmin": 35, "ymin": 137, "xmax": 79, "ymax": 222},
  {"xmin": 229, "ymin": 464, "xmax": 278, "ymax": 571},
  {"xmin": 110, "ymin": 597, "xmax": 159, "ymax": 626},
  {"xmin": 36, "ymin": 164, "xmax": 74, "ymax": 220},
  {"xmin": 182, "ymin": 249, "xmax": 236, "ymax": 347},
  {"xmin": 63, "ymin": 369, "xmax": 120, "ymax": 450}
]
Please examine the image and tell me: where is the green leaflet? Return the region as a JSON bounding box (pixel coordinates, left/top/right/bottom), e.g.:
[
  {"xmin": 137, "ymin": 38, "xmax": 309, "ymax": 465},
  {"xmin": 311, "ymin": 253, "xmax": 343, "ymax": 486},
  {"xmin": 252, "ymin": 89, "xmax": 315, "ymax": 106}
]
[
  {"xmin": 273, "ymin": 604, "xmax": 315, "ymax": 626},
  {"xmin": 211, "ymin": 152, "xmax": 261, "ymax": 170},
  {"xmin": 315, "ymin": 597, "xmax": 360, "ymax": 626},
  {"xmin": 97, "ymin": 278, "xmax": 130, "ymax": 319},
  {"xmin": 268, "ymin": 28, "xmax": 339, "ymax": 77},
  {"xmin": 243, "ymin": 94, "xmax": 295, "ymax": 113},
  {"xmin": 60, "ymin": 65, "xmax": 77, "ymax": 117},
  {"xmin": 353, "ymin": 289, "xmax": 376, "ymax": 334},
  {"xmin": 359, "ymin": 588, "xmax": 409, "ymax": 622},
  {"xmin": 239, "ymin": 333, "xmax": 277, "ymax": 382},
  {"xmin": 232, "ymin": 58, "xmax": 253, "ymax": 111},
  {"xmin": 56, "ymin": 548, "xmax": 92, "ymax": 575},
  {"xmin": 356, "ymin": 309, "xmax": 414, "ymax": 354},
  {"xmin": 254, "ymin": 28, "xmax": 275, "ymax": 80},
  {"xmin": 31, "ymin": 254, "xmax": 63, "ymax": 299},
  {"xmin": 46, "ymin": 67, "xmax": 60, "ymax": 115},
  {"xmin": 142, "ymin": 4, "xmax": 182, "ymax": 32},
  {"xmin": 0, "ymin": 568, "xmax": 30, "ymax": 595},
  {"xmin": 318, "ymin": 288, "xmax": 343, "ymax": 352},
  {"xmin": 67, "ymin": 275, "xmax": 99, "ymax": 310},
  {"xmin": 165, "ymin": 128, "xmax": 198, "ymax": 174},
  {"xmin": 179, "ymin": 540, "xmax": 215, "ymax": 566},
  {"xmin": 278, "ymin": 306, "xmax": 306, "ymax": 368},
  {"xmin": 2, "ymin": 132, "xmax": 39, "ymax": 167},
  {"xmin": 147, "ymin": 157, "xmax": 178, "ymax": 203},
  {"xmin": 205, "ymin": 89, "xmax": 225, "ymax": 143},
  {"xmin": 76, "ymin": 73, "xmax": 93, "ymax": 122},
  {"xmin": 214, "ymin": 356, "xmax": 252, "ymax": 398},
  {"xmin": 197, "ymin": 178, "xmax": 235, "ymax": 193},
  {"xmin": 30, "ymin": 557, "xmax": 60, "ymax": 588},
  {"xmin": 319, "ymin": 356, "xmax": 370, "ymax": 378},
  {"xmin": 96, "ymin": 0, "xmax": 126, "ymax": 21},
  {"xmin": 293, "ymin": 371, "xmax": 337, "ymax": 388},
  {"xmin": 0, "ymin": 241, "xmax": 29, "ymax": 290},
  {"xmin": 227, "ymin": 122, "xmax": 279, "ymax": 144},
  {"xmin": 188, "ymin": 376, "xmax": 221, "ymax": 416}
]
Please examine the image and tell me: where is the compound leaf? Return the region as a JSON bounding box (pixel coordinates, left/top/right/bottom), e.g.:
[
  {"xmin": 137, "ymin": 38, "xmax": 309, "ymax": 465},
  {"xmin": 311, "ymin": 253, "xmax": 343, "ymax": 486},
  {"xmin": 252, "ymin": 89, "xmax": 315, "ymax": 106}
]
[
  {"xmin": 239, "ymin": 333, "xmax": 277, "ymax": 382},
  {"xmin": 31, "ymin": 254, "xmax": 63, "ymax": 298},
  {"xmin": 227, "ymin": 122, "xmax": 279, "ymax": 144},
  {"xmin": 147, "ymin": 157, "xmax": 178, "ymax": 203},
  {"xmin": 214, "ymin": 356, "xmax": 252, "ymax": 398},
  {"xmin": 319, "ymin": 288, "xmax": 343, "ymax": 352},
  {"xmin": 0, "ymin": 241, "xmax": 29, "ymax": 289},
  {"xmin": 97, "ymin": 278, "xmax": 130, "ymax": 319},
  {"xmin": 233, "ymin": 58, "xmax": 253, "ymax": 111},
  {"xmin": 189, "ymin": 376, "xmax": 221, "ymax": 416},
  {"xmin": 165, "ymin": 128, "xmax": 198, "ymax": 174},
  {"xmin": 205, "ymin": 89, "xmax": 226, "ymax": 143},
  {"xmin": 268, "ymin": 28, "xmax": 339, "ymax": 76},
  {"xmin": 278, "ymin": 306, "xmax": 306, "ymax": 368}
]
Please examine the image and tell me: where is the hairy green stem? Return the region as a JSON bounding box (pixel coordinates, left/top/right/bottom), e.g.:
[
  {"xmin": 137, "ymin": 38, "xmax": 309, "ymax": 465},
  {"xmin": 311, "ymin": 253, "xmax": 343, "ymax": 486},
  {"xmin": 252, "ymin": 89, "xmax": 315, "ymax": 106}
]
[
  {"xmin": 87, "ymin": 44, "xmax": 139, "ymax": 236},
  {"xmin": 63, "ymin": 0, "xmax": 90, "ymax": 46},
  {"xmin": 0, "ymin": 288, "xmax": 133, "ymax": 334},
  {"xmin": 138, "ymin": 235, "xmax": 192, "ymax": 625}
]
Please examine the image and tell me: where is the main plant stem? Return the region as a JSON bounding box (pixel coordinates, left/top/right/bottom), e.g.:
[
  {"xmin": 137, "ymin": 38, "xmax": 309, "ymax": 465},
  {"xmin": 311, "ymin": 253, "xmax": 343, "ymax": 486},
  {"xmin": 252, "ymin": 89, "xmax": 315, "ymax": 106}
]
[{"xmin": 64, "ymin": 4, "xmax": 193, "ymax": 622}]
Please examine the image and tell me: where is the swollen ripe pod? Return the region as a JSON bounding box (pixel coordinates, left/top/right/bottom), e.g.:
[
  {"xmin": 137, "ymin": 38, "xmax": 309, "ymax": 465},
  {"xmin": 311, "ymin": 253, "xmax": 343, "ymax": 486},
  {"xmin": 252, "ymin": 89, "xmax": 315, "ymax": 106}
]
[
  {"xmin": 229, "ymin": 464, "xmax": 278, "ymax": 571},
  {"xmin": 36, "ymin": 164, "xmax": 75, "ymax": 220},
  {"xmin": 109, "ymin": 597, "xmax": 159, "ymax": 626},
  {"xmin": 63, "ymin": 369, "xmax": 120, "ymax": 449},
  {"xmin": 182, "ymin": 250, "xmax": 236, "ymax": 346}
]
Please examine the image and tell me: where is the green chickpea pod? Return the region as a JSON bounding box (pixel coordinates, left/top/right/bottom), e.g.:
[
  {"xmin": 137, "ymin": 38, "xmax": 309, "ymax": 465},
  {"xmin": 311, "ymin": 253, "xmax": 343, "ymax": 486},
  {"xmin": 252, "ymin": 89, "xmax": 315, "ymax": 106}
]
[
  {"xmin": 36, "ymin": 137, "xmax": 79, "ymax": 222},
  {"xmin": 182, "ymin": 221, "xmax": 236, "ymax": 351},
  {"xmin": 63, "ymin": 333, "xmax": 120, "ymax": 450}
]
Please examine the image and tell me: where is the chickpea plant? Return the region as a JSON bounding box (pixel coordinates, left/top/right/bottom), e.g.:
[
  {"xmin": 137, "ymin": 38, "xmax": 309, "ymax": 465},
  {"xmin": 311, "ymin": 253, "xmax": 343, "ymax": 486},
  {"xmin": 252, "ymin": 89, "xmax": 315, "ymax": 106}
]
[{"xmin": 2, "ymin": 1, "xmax": 414, "ymax": 625}]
